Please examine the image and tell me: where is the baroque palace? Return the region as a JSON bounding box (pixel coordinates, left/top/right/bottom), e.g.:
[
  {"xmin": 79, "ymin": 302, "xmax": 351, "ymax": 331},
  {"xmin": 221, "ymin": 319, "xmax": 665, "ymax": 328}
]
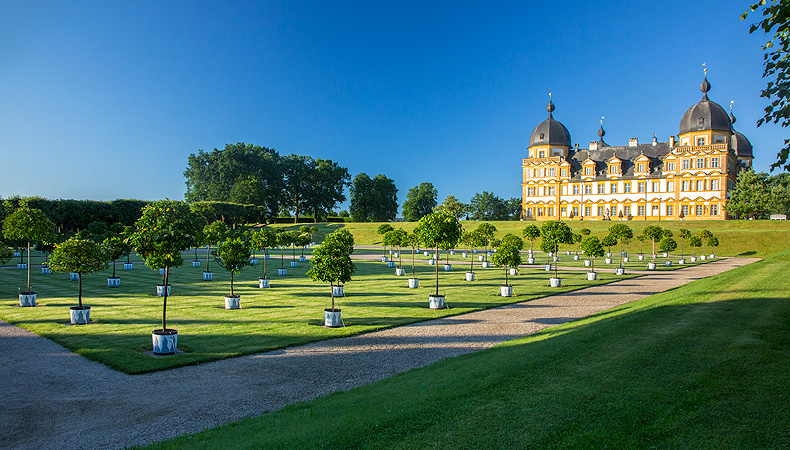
[{"xmin": 521, "ymin": 73, "xmax": 753, "ymax": 221}]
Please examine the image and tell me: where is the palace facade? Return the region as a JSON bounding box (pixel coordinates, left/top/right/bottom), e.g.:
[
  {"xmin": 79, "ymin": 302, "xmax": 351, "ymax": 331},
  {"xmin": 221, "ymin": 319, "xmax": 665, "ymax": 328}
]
[{"xmin": 521, "ymin": 75, "xmax": 753, "ymax": 221}]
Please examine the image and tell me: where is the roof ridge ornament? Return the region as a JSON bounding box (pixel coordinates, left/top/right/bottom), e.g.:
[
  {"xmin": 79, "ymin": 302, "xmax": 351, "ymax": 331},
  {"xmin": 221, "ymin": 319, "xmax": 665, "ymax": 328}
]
[
  {"xmin": 547, "ymin": 91, "xmax": 555, "ymax": 116},
  {"xmin": 729, "ymin": 101, "xmax": 736, "ymax": 125},
  {"xmin": 700, "ymin": 65, "xmax": 711, "ymax": 100}
]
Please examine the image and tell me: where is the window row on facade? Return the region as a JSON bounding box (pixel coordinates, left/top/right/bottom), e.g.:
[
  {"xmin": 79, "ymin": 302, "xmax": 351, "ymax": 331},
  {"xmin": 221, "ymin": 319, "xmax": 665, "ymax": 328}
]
[
  {"xmin": 525, "ymin": 203, "xmax": 720, "ymax": 218},
  {"xmin": 525, "ymin": 178, "xmax": 721, "ymax": 197}
]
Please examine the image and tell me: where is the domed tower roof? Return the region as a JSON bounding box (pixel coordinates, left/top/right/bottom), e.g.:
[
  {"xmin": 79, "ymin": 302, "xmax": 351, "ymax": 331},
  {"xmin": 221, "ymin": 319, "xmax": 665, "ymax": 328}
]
[
  {"xmin": 529, "ymin": 95, "xmax": 572, "ymax": 148},
  {"xmin": 678, "ymin": 74, "xmax": 732, "ymax": 136},
  {"xmin": 729, "ymin": 109, "xmax": 753, "ymax": 158}
]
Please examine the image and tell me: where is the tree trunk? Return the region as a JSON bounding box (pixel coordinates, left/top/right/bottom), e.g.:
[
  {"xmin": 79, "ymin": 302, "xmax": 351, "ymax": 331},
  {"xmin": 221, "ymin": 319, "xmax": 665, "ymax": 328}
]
[
  {"xmin": 263, "ymin": 249, "xmax": 268, "ymax": 278},
  {"xmin": 162, "ymin": 266, "xmax": 169, "ymax": 331},
  {"xmin": 230, "ymin": 272, "xmax": 234, "ymax": 297},
  {"xmin": 330, "ymin": 281, "xmax": 335, "ymax": 310},
  {"xmin": 554, "ymin": 243, "xmax": 559, "ymax": 278},
  {"xmin": 434, "ymin": 245, "xmax": 440, "ymax": 296},
  {"xmin": 505, "ymin": 268, "xmax": 508, "ymax": 287},
  {"xmin": 206, "ymin": 245, "xmax": 211, "ymax": 272},
  {"xmin": 112, "ymin": 259, "xmax": 117, "ymax": 278},
  {"xmin": 411, "ymin": 247, "xmax": 415, "ymax": 277},
  {"xmin": 26, "ymin": 240, "xmax": 31, "ymax": 293},
  {"xmin": 78, "ymin": 272, "xmax": 83, "ymax": 308}
]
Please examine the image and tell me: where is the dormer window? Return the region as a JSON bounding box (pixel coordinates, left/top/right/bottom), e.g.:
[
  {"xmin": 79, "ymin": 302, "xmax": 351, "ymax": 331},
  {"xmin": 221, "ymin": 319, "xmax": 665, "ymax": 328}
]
[
  {"xmin": 638, "ymin": 163, "xmax": 645, "ymax": 172},
  {"xmin": 539, "ymin": 150, "xmax": 545, "ymax": 158},
  {"xmin": 609, "ymin": 165, "xmax": 618, "ymax": 174},
  {"xmin": 584, "ymin": 167, "xmax": 592, "ymax": 175},
  {"xmin": 540, "ymin": 133, "xmax": 545, "ymax": 140},
  {"xmin": 697, "ymin": 117, "xmax": 704, "ymax": 126}
]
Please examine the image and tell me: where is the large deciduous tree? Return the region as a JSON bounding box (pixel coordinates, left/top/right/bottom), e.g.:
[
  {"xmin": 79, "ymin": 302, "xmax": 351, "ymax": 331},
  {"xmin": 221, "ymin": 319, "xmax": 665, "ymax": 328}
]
[
  {"xmin": 184, "ymin": 143, "xmax": 282, "ymax": 218},
  {"xmin": 402, "ymin": 182, "xmax": 438, "ymax": 222},
  {"xmin": 436, "ymin": 195, "xmax": 467, "ymax": 219},
  {"xmin": 743, "ymin": 0, "xmax": 790, "ymax": 171},
  {"xmin": 350, "ymin": 173, "xmax": 398, "ymax": 222},
  {"xmin": 467, "ymin": 191, "xmax": 510, "ymax": 221}
]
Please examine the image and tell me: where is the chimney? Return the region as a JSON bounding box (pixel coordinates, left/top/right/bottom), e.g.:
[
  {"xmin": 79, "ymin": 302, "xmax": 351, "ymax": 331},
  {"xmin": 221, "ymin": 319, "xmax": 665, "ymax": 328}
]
[
  {"xmin": 669, "ymin": 135, "xmax": 675, "ymax": 147},
  {"xmin": 589, "ymin": 141, "xmax": 598, "ymax": 150},
  {"xmin": 628, "ymin": 137, "xmax": 638, "ymax": 147}
]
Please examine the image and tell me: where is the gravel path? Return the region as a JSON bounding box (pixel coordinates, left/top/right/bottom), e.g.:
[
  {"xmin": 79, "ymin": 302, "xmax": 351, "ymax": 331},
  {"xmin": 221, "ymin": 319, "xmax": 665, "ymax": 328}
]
[{"xmin": 0, "ymin": 257, "xmax": 757, "ymax": 450}]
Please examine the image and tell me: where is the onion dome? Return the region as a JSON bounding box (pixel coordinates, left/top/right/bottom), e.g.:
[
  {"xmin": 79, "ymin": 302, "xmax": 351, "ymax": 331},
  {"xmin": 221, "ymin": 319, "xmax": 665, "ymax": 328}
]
[
  {"xmin": 729, "ymin": 109, "xmax": 753, "ymax": 158},
  {"xmin": 529, "ymin": 95, "xmax": 572, "ymax": 147},
  {"xmin": 595, "ymin": 117, "xmax": 609, "ymax": 147},
  {"xmin": 679, "ymin": 75, "xmax": 732, "ymax": 135}
]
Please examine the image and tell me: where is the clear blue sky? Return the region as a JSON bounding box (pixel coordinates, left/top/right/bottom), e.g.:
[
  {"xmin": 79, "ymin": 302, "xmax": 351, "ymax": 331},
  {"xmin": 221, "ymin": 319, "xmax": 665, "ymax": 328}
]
[{"xmin": 0, "ymin": 0, "xmax": 783, "ymax": 213}]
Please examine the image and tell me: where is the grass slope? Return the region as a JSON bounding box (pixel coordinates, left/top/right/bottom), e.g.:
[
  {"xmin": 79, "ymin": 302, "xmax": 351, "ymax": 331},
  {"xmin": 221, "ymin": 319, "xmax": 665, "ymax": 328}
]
[
  {"xmin": 139, "ymin": 251, "xmax": 790, "ymax": 449},
  {"xmin": 268, "ymin": 219, "xmax": 790, "ymax": 258}
]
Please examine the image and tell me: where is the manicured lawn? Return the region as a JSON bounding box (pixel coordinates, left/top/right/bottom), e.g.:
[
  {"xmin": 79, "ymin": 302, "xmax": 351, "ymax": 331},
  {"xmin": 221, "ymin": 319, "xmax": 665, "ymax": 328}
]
[
  {"xmin": 0, "ymin": 248, "xmax": 633, "ymax": 374},
  {"xmin": 136, "ymin": 250, "xmax": 790, "ymax": 450}
]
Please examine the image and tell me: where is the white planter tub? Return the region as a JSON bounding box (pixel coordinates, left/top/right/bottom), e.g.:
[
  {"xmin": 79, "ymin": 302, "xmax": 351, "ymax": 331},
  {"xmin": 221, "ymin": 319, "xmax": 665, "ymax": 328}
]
[
  {"xmin": 584, "ymin": 260, "xmax": 591, "ymax": 267},
  {"xmin": 19, "ymin": 292, "xmax": 37, "ymax": 307},
  {"xmin": 224, "ymin": 295, "xmax": 241, "ymax": 310},
  {"xmin": 324, "ymin": 309, "xmax": 342, "ymax": 327},
  {"xmin": 500, "ymin": 286, "xmax": 513, "ymax": 297},
  {"xmin": 70, "ymin": 306, "xmax": 91, "ymax": 325},
  {"xmin": 332, "ymin": 285, "xmax": 344, "ymax": 297},
  {"xmin": 408, "ymin": 278, "xmax": 419, "ymax": 288},
  {"xmin": 444, "ymin": 264, "xmax": 452, "ymax": 272},
  {"xmin": 586, "ymin": 272, "xmax": 597, "ymax": 281},
  {"xmin": 278, "ymin": 268, "xmax": 287, "ymax": 276},
  {"xmin": 549, "ymin": 277, "xmax": 562, "ymax": 287},
  {"xmin": 107, "ymin": 277, "xmax": 120, "ymax": 288},
  {"xmin": 509, "ymin": 268, "xmax": 517, "ymax": 276},
  {"xmin": 156, "ymin": 284, "xmax": 171, "ymax": 297},
  {"xmin": 648, "ymin": 262, "xmax": 657, "ymax": 270},
  {"xmin": 203, "ymin": 271, "xmax": 213, "ymax": 281},
  {"xmin": 465, "ymin": 272, "xmax": 475, "ymax": 281},
  {"xmin": 258, "ymin": 278, "xmax": 270, "ymax": 288},
  {"xmin": 152, "ymin": 329, "xmax": 178, "ymax": 355},
  {"xmin": 395, "ymin": 268, "xmax": 405, "ymax": 276}
]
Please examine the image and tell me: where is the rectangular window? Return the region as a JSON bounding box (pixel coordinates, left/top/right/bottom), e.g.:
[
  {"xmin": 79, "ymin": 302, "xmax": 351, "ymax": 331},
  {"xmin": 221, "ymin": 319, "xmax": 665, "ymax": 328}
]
[
  {"xmin": 711, "ymin": 204, "xmax": 719, "ymax": 215},
  {"xmin": 548, "ymin": 186, "xmax": 555, "ymax": 195},
  {"xmin": 683, "ymin": 159, "xmax": 690, "ymax": 169},
  {"xmin": 573, "ymin": 185, "xmax": 580, "ymax": 195},
  {"xmin": 561, "ymin": 168, "xmax": 567, "ymax": 176},
  {"xmin": 539, "ymin": 151, "xmax": 545, "ymax": 158},
  {"xmin": 711, "ymin": 157, "xmax": 719, "ymax": 168},
  {"xmin": 549, "ymin": 168, "xmax": 556, "ymax": 177},
  {"xmin": 682, "ymin": 180, "xmax": 689, "ymax": 191},
  {"xmin": 537, "ymin": 208, "xmax": 544, "ymax": 217},
  {"xmin": 666, "ymin": 204, "xmax": 674, "ymax": 216},
  {"xmin": 624, "ymin": 183, "xmax": 631, "ymax": 193},
  {"xmin": 624, "ymin": 205, "xmax": 631, "ymax": 216},
  {"xmin": 711, "ymin": 179, "xmax": 719, "ymax": 190},
  {"xmin": 584, "ymin": 167, "xmax": 592, "ymax": 175},
  {"xmin": 548, "ymin": 207, "xmax": 554, "ymax": 217},
  {"xmin": 638, "ymin": 183, "xmax": 645, "ymax": 193},
  {"xmin": 681, "ymin": 205, "xmax": 689, "ymax": 217},
  {"xmin": 652, "ymin": 181, "xmax": 660, "ymax": 192},
  {"xmin": 598, "ymin": 206, "xmax": 605, "ymax": 216},
  {"xmin": 697, "ymin": 158, "xmax": 704, "ymax": 169},
  {"xmin": 611, "ymin": 183, "xmax": 618, "ymax": 194},
  {"xmin": 638, "ymin": 163, "xmax": 645, "ymax": 172},
  {"xmin": 527, "ymin": 187, "xmax": 535, "ymax": 196},
  {"xmin": 667, "ymin": 181, "xmax": 674, "ymax": 192},
  {"xmin": 572, "ymin": 206, "xmax": 579, "ymax": 217},
  {"xmin": 585, "ymin": 206, "xmax": 591, "ymax": 217},
  {"xmin": 667, "ymin": 162, "xmax": 675, "ymax": 171},
  {"xmin": 526, "ymin": 208, "xmax": 532, "ymax": 217},
  {"xmin": 609, "ymin": 165, "xmax": 618, "ymax": 174},
  {"xmin": 585, "ymin": 185, "xmax": 592, "ymax": 195},
  {"xmin": 714, "ymin": 135, "xmax": 725, "ymax": 144},
  {"xmin": 696, "ymin": 205, "xmax": 704, "ymax": 215},
  {"xmin": 696, "ymin": 180, "xmax": 703, "ymax": 191},
  {"xmin": 598, "ymin": 184, "xmax": 605, "ymax": 194},
  {"xmin": 561, "ymin": 206, "xmax": 567, "ymax": 215},
  {"xmin": 696, "ymin": 137, "xmax": 705, "ymax": 146},
  {"xmin": 638, "ymin": 205, "xmax": 645, "ymax": 216}
]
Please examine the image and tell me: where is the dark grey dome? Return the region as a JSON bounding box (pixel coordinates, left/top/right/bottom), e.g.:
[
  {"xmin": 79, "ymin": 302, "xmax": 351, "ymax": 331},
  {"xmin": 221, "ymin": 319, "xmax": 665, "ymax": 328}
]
[
  {"xmin": 679, "ymin": 77, "xmax": 732, "ymax": 135},
  {"xmin": 732, "ymin": 130, "xmax": 753, "ymax": 158},
  {"xmin": 529, "ymin": 100, "xmax": 572, "ymax": 147}
]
